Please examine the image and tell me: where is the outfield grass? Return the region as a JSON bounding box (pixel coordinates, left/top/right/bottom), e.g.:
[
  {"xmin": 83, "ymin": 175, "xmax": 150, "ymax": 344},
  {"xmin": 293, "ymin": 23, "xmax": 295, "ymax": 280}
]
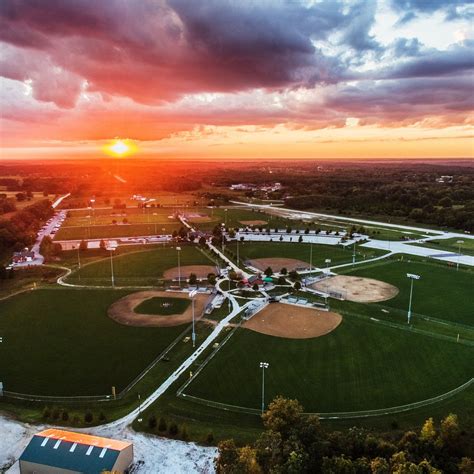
[
  {"xmin": 0, "ymin": 289, "xmax": 194, "ymax": 396},
  {"xmin": 66, "ymin": 245, "xmax": 216, "ymax": 286},
  {"xmin": 408, "ymin": 237, "xmax": 474, "ymax": 256},
  {"xmin": 54, "ymin": 222, "xmax": 181, "ymax": 240},
  {"xmin": 135, "ymin": 296, "xmax": 190, "ymax": 315},
  {"xmin": 226, "ymin": 241, "xmax": 387, "ymax": 268},
  {"xmin": 184, "ymin": 317, "xmax": 473, "ymax": 413},
  {"xmin": 338, "ymin": 257, "xmax": 474, "ymax": 326}
]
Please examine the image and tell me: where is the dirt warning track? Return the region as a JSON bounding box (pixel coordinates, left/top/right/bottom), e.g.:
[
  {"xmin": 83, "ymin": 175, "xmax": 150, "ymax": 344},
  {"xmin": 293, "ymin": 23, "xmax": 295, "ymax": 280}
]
[
  {"xmin": 108, "ymin": 290, "xmax": 209, "ymax": 327},
  {"xmin": 312, "ymin": 275, "xmax": 399, "ymax": 303},
  {"xmin": 243, "ymin": 303, "xmax": 342, "ymax": 339}
]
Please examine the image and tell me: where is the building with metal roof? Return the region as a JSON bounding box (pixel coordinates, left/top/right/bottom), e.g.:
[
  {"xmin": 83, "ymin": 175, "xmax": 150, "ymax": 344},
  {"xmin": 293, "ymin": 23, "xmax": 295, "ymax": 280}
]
[{"xmin": 19, "ymin": 429, "xmax": 133, "ymax": 474}]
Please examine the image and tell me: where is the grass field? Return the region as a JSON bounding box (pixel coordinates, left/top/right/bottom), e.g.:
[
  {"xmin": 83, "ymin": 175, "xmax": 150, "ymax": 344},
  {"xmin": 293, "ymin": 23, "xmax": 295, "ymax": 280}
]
[
  {"xmin": 226, "ymin": 241, "xmax": 387, "ymax": 268},
  {"xmin": 54, "ymin": 223, "xmax": 181, "ymax": 240},
  {"xmin": 135, "ymin": 296, "xmax": 190, "ymax": 315},
  {"xmin": 66, "ymin": 245, "xmax": 216, "ymax": 286},
  {"xmin": 338, "ymin": 257, "xmax": 474, "ymax": 325},
  {"xmin": 0, "ymin": 289, "xmax": 197, "ymax": 396},
  {"xmin": 409, "ymin": 237, "xmax": 474, "ymax": 256},
  {"xmin": 184, "ymin": 316, "xmax": 473, "ymax": 413}
]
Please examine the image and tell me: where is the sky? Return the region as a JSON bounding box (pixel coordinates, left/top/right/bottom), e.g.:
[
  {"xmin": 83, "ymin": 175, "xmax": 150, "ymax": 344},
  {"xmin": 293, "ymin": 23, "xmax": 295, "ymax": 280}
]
[{"xmin": 0, "ymin": 0, "xmax": 473, "ymax": 160}]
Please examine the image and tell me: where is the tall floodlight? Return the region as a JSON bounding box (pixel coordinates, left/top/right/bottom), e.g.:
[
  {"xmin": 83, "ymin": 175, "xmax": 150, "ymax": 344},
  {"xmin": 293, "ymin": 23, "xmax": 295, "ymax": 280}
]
[
  {"xmin": 189, "ymin": 289, "xmax": 198, "ymax": 347},
  {"xmin": 107, "ymin": 244, "xmax": 117, "ymax": 288},
  {"xmin": 352, "ymin": 240, "xmax": 356, "ymax": 266},
  {"xmin": 221, "ymin": 223, "xmax": 225, "ymax": 253},
  {"xmin": 225, "ymin": 208, "xmax": 228, "ymax": 226},
  {"xmin": 456, "ymin": 240, "xmax": 464, "ymax": 271},
  {"xmin": 309, "ymin": 243, "xmax": 313, "ymax": 275},
  {"xmin": 259, "ymin": 362, "xmax": 270, "ymax": 414},
  {"xmin": 236, "ymin": 237, "xmax": 240, "ymax": 265},
  {"xmin": 406, "ymin": 273, "xmax": 421, "ymax": 324},
  {"xmin": 176, "ymin": 246, "xmax": 181, "ymax": 287}
]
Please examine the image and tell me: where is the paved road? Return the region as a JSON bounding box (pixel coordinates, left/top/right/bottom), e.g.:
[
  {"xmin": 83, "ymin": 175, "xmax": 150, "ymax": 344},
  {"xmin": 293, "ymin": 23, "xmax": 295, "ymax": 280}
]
[{"xmin": 231, "ymin": 200, "xmax": 472, "ymax": 238}]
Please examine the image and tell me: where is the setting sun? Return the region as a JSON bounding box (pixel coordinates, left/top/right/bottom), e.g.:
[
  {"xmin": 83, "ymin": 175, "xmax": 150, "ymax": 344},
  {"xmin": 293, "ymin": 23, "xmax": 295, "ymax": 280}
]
[{"xmin": 103, "ymin": 139, "xmax": 137, "ymax": 157}]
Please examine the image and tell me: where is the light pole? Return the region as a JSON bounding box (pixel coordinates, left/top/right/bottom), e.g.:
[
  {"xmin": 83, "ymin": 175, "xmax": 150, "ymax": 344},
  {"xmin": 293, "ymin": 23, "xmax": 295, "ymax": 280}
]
[
  {"xmin": 406, "ymin": 273, "xmax": 421, "ymax": 324},
  {"xmin": 189, "ymin": 289, "xmax": 197, "ymax": 347},
  {"xmin": 225, "ymin": 208, "xmax": 228, "ymax": 226},
  {"xmin": 77, "ymin": 245, "xmax": 81, "ymax": 269},
  {"xmin": 309, "ymin": 242, "xmax": 313, "ymax": 275},
  {"xmin": 352, "ymin": 240, "xmax": 356, "ymax": 266},
  {"xmin": 236, "ymin": 237, "xmax": 240, "ymax": 265},
  {"xmin": 109, "ymin": 247, "xmax": 116, "ymax": 288},
  {"xmin": 259, "ymin": 362, "xmax": 269, "ymax": 414},
  {"xmin": 177, "ymin": 246, "xmax": 181, "ymax": 287},
  {"xmin": 456, "ymin": 240, "xmax": 464, "ymax": 271},
  {"xmin": 137, "ymin": 393, "xmax": 142, "ymax": 422},
  {"xmin": 221, "ymin": 223, "xmax": 225, "ymax": 254}
]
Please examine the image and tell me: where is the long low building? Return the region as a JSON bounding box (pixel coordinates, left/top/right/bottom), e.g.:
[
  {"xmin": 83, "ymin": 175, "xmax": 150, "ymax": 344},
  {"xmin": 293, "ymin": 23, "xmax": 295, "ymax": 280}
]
[{"xmin": 19, "ymin": 429, "xmax": 133, "ymax": 474}]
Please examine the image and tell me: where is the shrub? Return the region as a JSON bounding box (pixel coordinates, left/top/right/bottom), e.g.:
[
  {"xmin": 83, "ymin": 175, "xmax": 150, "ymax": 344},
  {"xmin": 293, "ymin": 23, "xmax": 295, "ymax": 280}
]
[
  {"xmin": 61, "ymin": 410, "xmax": 69, "ymax": 422},
  {"xmin": 158, "ymin": 417, "xmax": 167, "ymax": 432},
  {"xmin": 181, "ymin": 425, "xmax": 189, "ymax": 440},
  {"xmin": 52, "ymin": 408, "xmax": 61, "ymax": 420},
  {"xmin": 42, "ymin": 407, "xmax": 51, "ymax": 419},
  {"xmin": 99, "ymin": 412, "xmax": 107, "ymax": 423},
  {"xmin": 84, "ymin": 411, "xmax": 93, "ymax": 424},
  {"xmin": 148, "ymin": 415, "xmax": 157, "ymax": 430},
  {"xmin": 169, "ymin": 422, "xmax": 179, "ymax": 436},
  {"xmin": 207, "ymin": 432, "xmax": 215, "ymax": 444}
]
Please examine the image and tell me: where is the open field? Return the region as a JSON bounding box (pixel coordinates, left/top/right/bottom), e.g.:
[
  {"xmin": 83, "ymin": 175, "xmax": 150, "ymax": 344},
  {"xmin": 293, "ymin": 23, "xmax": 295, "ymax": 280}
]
[
  {"xmin": 338, "ymin": 257, "xmax": 474, "ymax": 325},
  {"xmin": 184, "ymin": 316, "xmax": 472, "ymax": 413},
  {"xmin": 66, "ymin": 245, "xmax": 215, "ymax": 286},
  {"xmin": 227, "ymin": 241, "xmax": 387, "ymax": 268},
  {"xmin": 54, "ymin": 223, "xmax": 181, "ymax": 240},
  {"xmin": 0, "ymin": 289, "xmax": 197, "ymax": 396},
  {"xmin": 409, "ymin": 237, "xmax": 474, "ymax": 256}
]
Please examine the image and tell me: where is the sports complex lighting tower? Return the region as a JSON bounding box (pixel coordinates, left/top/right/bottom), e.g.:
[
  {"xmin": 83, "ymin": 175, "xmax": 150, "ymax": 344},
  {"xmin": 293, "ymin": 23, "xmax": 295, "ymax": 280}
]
[
  {"xmin": 406, "ymin": 273, "xmax": 421, "ymax": 324},
  {"xmin": 456, "ymin": 240, "xmax": 464, "ymax": 271},
  {"xmin": 176, "ymin": 246, "xmax": 181, "ymax": 287},
  {"xmin": 259, "ymin": 362, "xmax": 269, "ymax": 414},
  {"xmin": 189, "ymin": 289, "xmax": 197, "ymax": 347}
]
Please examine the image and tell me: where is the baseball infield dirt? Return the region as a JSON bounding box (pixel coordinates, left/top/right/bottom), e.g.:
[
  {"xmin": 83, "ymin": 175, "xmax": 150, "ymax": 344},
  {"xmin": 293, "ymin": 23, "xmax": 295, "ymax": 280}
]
[
  {"xmin": 243, "ymin": 303, "xmax": 342, "ymax": 339},
  {"xmin": 107, "ymin": 290, "xmax": 209, "ymax": 327},
  {"xmin": 163, "ymin": 265, "xmax": 217, "ymax": 280},
  {"xmin": 240, "ymin": 220, "xmax": 268, "ymax": 226},
  {"xmin": 312, "ymin": 275, "xmax": 399, "ymax": 303},
  {"xmin": 248, "ymin": 257, "xmax": 308, "ymax": 272}
]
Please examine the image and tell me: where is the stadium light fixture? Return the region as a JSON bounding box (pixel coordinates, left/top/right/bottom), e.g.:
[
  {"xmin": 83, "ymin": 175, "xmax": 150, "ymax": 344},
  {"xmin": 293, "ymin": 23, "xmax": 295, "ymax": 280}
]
[
  {"xmin": 259, "ymin": 362, "xmax": 269, "ymax": 414},
  {"xmin": 456, "ymin": 240, "xmax": 464, "ymax": 271},
  {"xmin": 176, "ymin": 246, "xmax": 181, "ymax": 287},
  {"xmin": 189, "ymin": 289, "xmax": 198, "ymax": 347},
  {"xmin": 406, "ymin": 273, "xmax": 421, "ymax": 324}
]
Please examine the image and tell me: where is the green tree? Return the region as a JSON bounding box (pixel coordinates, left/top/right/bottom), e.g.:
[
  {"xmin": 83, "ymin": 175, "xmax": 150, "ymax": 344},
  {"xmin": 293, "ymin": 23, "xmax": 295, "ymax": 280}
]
[
  {"xmin": 280, "ymin": 267, "xmax": 288, "ymax": 275},
  {"xmin": 79, "ymin": 239, "xmax": 88, "ymax": 251},
  {"xmin": 215, "ymin": 439, "xmax": 239, "ymax": 473},
  {"xmin": 189, "ymin": 273, "xmax": 197, "ymax": 285},
  {"xmin": 262, "ymin": 396, "xmax": 304, "ymax": 440},
  {"xmin": 264, "ymin": 267, "xmax": 273, "ymax": 277},
  {"xmin": 420, "ymin": 417, "xmax": 436, "ymax": 442},
  {"xmin": 294, "ymin": 281, "xmax": 302, "ymax": 291}
]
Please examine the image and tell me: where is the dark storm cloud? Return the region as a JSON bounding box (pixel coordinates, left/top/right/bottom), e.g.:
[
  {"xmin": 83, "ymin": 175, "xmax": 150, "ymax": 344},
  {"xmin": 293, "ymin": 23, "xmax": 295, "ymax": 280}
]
[{"xmin": 382, "ymin": 42, "xmax": 474, "ymax": 79}]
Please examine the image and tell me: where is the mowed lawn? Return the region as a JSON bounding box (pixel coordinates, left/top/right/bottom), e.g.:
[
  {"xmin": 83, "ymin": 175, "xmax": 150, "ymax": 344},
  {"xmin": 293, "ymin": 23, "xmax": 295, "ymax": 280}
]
[
  {"xmin": 339, "ymin": 258, "xmax": 474, "ymax": 325},
  {"xmin": 0, "ymin": 289, "xmax": 189, "ymax": 396},
  {"xmin": 135, "ymin": 296, "xmax": 190, "ymax": 315},
  {"xmin": 409, "ymin": 237, "xmax": 474, "ymax": 257},
  {"xmin": 185, "ymin": 317, "xmax": 473, "ymax": 413},
  {"xmin": 55, "ymin": 222, "xmax": 181, "ymax": 240},
  {"xmin": 227, "ymin": 241, "xmax": 386, "ymax": 268},
  {"xmin": 67, "ymin": 245, "xmax": 215, "ymax": 286}
]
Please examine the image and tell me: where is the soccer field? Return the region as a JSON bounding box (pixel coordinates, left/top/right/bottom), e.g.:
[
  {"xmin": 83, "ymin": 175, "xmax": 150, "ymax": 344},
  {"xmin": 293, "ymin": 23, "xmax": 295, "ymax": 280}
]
[
  {"xmin": 183, "ymin": 317, "xmax": 473, "ymax": 413},
  {"xmin": 66, "ymin": 245, "xmax": 216, "ymax": 286},
  {"xmin": 0, "ymin": 289, "xmax": 195, "ymax": 396}
]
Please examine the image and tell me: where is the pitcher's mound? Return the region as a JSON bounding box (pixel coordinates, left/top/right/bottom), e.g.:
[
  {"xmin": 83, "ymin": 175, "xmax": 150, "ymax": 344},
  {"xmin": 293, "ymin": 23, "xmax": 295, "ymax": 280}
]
[
  {"xmin": 108, "ymin": 290, "xmax": 209, "ymax": 327},
  {"xmin": 312, "ymin": 275, "xmax": 398, "ymax": 302},
  {"xmin": 164, "ymin": 265, "xmax": 217, "ymax": 280},
  {"xmin": 243, "ymin": 303, "xmax": 342, "ymax": 339},
  {"xmin": 249, "ymin": 257, "xmax": 308, "ymax": 272}
]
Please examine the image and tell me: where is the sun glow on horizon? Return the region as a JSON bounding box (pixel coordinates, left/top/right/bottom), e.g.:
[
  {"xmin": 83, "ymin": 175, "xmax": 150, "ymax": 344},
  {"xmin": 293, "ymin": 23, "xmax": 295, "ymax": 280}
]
[{"xmin": 103, "ymin": 139, "xmax": 138, "ymax": 157}]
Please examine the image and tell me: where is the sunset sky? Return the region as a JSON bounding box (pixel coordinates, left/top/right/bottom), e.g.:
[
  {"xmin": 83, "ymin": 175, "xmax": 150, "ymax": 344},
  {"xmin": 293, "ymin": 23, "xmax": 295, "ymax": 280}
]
[{"xmin": 0, "ymin": 0, "xmax": 473, "ymax": 160}]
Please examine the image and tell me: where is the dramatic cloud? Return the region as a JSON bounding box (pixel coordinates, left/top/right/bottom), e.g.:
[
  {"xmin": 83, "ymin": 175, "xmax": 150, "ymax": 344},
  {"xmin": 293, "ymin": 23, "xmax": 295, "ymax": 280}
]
[{"xmin": 0, "ymin": 0, "xmax": 473, "ymax": 156}]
